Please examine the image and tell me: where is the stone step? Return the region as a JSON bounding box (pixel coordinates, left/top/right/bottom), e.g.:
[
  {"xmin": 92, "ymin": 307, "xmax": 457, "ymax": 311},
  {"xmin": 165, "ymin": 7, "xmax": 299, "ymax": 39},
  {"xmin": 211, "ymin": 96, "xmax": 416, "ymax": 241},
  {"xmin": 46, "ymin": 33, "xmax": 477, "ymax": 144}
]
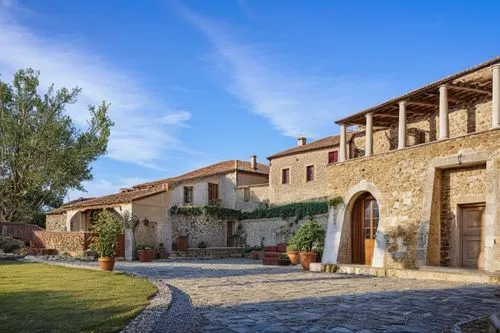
[
  {"xmin": 319, "ymin": 264, "xmax": 500, "ymax": 284},
  {"xmin": 262, "ymin": 258, "xmax": 278, "ymax": 265},
  {"xmin": 263, "ymin": 252, "xmax": 282, "ymax": 259}
]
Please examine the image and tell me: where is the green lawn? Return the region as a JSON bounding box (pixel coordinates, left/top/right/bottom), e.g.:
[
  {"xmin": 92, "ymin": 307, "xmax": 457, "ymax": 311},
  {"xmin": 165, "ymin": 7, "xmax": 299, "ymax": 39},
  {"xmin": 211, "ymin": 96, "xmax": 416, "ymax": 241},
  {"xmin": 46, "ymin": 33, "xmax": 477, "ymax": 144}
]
[{"xmin": 0, "ymin": 261, "xmax": 157, "ymax": 333}]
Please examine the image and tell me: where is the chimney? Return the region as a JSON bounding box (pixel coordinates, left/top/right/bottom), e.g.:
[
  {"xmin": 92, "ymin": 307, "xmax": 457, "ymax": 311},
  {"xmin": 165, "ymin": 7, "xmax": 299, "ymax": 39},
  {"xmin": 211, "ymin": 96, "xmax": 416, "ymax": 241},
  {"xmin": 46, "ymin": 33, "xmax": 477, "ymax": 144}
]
[
  {"xmin": 250, "ymin": 155, "xmax": 257, "ymax": 169},
  {"xmin": 297, "ymin": 136, "xmax": 307, "ymax": 146}
]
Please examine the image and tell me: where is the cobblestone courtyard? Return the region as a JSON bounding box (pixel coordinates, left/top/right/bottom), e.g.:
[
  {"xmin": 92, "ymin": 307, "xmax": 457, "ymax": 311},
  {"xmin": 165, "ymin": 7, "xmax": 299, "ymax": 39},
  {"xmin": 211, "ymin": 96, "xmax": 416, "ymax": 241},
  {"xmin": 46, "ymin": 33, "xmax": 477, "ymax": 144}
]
[{"xmin": 113, "ymin": 259, "xmax": 500, "ymax": 333}]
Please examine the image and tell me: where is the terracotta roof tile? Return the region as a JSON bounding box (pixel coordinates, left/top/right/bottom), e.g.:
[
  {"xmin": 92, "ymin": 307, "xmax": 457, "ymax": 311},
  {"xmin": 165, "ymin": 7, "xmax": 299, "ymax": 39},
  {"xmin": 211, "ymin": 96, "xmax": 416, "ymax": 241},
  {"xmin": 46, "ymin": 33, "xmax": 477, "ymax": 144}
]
[{"xmin": 133, "ymin": 160, "xmax": 269, "ymax": 189}]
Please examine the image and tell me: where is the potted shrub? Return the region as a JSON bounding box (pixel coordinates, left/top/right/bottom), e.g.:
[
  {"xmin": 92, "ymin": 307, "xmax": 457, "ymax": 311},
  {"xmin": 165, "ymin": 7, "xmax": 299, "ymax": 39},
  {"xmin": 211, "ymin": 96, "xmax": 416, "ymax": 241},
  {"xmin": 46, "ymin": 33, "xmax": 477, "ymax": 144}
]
[
  {"xmin": 136, "ymin": 245, "xmax": 155, "ymax": 262},
  {"xmin": 289, "ymin": 218, "xmax": 325, "ymax": 270},
  {"xmin": 277, "ymin": 253, "xmax": 291, "ymax": 266},
  {"xmin": 157, "ymin": 243, "xmax": 169, "ymax": 259},
  {"xmin": 91, "ymin": 210, "xmax": 123, "ymax": 271},
  {"xmin": 286, "ymin": 243, "xmax": 300, "ymax": 265}
]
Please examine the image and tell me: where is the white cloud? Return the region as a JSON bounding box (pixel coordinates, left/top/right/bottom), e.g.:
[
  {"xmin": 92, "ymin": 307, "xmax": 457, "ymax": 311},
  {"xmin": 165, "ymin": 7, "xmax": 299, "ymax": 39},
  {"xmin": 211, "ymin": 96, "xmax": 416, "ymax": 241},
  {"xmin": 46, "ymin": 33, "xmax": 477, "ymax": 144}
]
[
  {"xmin": 161, "ymin": 110, "xmax": 192, "ymax": 127},
  {"xmin": 0, "ymin": 3, "xmax": 191, "ymax": 169},
  {"xmin": 181, "ymin": 8, "xmax": 390, "ymax": 139}
]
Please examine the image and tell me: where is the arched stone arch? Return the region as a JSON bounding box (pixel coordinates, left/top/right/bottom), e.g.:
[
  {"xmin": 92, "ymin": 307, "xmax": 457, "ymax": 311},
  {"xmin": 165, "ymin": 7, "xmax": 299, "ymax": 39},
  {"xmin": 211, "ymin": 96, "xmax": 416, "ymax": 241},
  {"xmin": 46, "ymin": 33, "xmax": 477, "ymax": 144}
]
[{"xmin": 322, "ymin": 180, "xmax": 386, "ymax": 268}]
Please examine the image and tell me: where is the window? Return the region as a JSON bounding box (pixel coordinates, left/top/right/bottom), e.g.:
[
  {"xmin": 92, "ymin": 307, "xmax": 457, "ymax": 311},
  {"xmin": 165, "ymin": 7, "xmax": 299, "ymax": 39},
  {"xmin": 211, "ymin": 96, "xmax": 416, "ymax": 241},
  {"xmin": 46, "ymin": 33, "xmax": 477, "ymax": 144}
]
[
  {"xmin": 208, "ymin": 183, "xmax": 219, "ymax": 203},
  {"xmin": 281, "ymin": 168, "xmax": 290, "ymax": 184},
  {"xmin": 306, "ymin": 165, "xmax": 315, "ymax": 182},
  {"xmin": 328, "ymin": 151, "xmax": 338, "ymax": 164},
  {"xmin": 183, "ymin": 186, "xmax": 193, "ymax": 204},
  {"xmin": 243, "ymin": 188, "xmax": 250, "ymax": 202}
]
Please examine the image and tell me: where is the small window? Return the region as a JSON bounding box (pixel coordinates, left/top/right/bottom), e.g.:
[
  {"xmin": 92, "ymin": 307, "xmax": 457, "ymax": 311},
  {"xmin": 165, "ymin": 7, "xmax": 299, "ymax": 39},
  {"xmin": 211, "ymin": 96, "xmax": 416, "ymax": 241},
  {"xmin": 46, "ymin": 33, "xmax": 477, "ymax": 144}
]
[
  {"xmin": 208, "ymin": 183, "xmax": 219, "ymax": 203},
  {"xmin": 243, "ymin": 188, "xmax": 250, "ymax": 202},
  {"xmin": 183, "ymin": 186, "xmax": 193, "ymax": 204},
  {"xmin": 281, "ymin": 168, "xmax": 290, "ymax": 184},
  {"xmin": 328, "ymin": 151, "xmax": 338, "ymax": 164},
  {"xmin": 306, "ymin": 165, "xmax": 315, "ymax": 182}
]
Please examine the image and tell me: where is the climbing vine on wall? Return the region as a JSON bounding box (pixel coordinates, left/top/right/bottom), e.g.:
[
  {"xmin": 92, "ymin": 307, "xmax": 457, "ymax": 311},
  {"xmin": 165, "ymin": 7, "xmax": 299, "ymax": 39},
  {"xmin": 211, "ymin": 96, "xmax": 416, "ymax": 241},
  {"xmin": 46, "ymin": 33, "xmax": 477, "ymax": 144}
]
[{"xmin": 170, "ymin": 201, "xmax": 329, "ymax": 221}]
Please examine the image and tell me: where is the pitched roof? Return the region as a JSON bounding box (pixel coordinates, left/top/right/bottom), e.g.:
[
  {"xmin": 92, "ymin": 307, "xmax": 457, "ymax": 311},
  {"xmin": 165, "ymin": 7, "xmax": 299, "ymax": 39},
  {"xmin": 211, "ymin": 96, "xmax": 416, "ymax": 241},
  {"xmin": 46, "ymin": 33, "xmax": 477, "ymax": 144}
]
[
  {"xmin": 133, "ymin": 160, "xmax": 269, "ymax": 190},
  {"xmin": 267, "ymin": 135, "xmax": 346, "ymax": 160},
  {"xmin": 47, "ymin": 187, "xmax": 165, "ymax": 214}
]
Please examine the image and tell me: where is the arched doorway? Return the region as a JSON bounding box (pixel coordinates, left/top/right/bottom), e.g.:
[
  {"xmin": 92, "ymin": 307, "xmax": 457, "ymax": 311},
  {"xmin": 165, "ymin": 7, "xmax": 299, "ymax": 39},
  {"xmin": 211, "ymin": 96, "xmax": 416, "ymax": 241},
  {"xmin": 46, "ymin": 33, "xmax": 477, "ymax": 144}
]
[{"xmin": 352, "ymin": 193, "xmax": 379, "ymax": 265}]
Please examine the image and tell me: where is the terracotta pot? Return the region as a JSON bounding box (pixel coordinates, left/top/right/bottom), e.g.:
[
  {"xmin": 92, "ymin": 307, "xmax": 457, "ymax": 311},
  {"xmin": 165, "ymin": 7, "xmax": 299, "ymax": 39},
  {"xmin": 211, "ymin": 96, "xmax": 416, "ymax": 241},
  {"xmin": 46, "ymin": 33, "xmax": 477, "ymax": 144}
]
[
  {"xmin": 299, "ymin": 252, "xmax": 318, "ymax": 271},
  {"xmin": 158, "ymin": 250, "xmax": 169, "ymax": 259},
  {"xmin": 137, "ymin": 249, "xmax": 154, "ymax": 262},
  {"xmin": 177, "ymin": 236, "xmax": 188, "ymax": 252},
  {"xmin": 98, "ymin": 256, "xmax": 115, "ymax": 271},
  {"xmin": 287, "ymin": 250, "xmax": 300, "ymax": 265}
]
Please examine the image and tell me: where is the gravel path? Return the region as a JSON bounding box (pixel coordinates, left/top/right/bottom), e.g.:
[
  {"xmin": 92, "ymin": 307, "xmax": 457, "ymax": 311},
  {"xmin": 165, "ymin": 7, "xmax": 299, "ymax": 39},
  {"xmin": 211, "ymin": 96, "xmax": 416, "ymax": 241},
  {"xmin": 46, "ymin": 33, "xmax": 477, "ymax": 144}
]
[{"xmin": 25, "ymin": 257, "xmax": 500, "ymax": 333}]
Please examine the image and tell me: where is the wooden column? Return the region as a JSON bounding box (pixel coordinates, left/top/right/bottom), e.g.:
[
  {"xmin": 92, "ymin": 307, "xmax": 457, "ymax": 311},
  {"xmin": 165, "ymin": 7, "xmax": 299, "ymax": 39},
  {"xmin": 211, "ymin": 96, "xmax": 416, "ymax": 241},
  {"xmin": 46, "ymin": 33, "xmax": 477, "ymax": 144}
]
[
  {"xmin": 365, "ymin": 113, "xmax": 373, "ymax": 156},
  {"xmin": 398, "ymin": 101, "xmax": 407, "ymax": 149},
  {"xmin": 339, "ymin": 124, "xmax": 347, "ymax": 162},
  {"xmin": 439, "ymin": 85, "xmax": 449, "ymax": 139},
  {"xmin": 492, "ymin": 64, "xmax": 500, "ymax": 128}
]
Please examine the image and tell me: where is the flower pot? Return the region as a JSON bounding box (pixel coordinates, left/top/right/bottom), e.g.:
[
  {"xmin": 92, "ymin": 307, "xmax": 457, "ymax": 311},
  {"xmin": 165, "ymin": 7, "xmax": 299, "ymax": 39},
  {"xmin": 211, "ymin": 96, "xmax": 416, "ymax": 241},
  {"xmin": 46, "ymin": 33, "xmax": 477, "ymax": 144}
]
[
  {"xmin": 287, "ymin": 250, "xmax": 300, "ymax": 265},
  {"xmin": 137, "ymin": 249, "xmax": 154, "ymax": 262},
  {"xmin": 277, "ymin": 258, "xmax": 291, "ymax": 266},
  {"xmin": 299, "ymin": 252, "xmax": 318, "ymax": 271},
  {"xmin": 177, "ymin": 236, "xmax": 188, "ymax": 252},
  {"xmin": 98, "ymin": 256, "xmax": 115, "ymax": 271}
]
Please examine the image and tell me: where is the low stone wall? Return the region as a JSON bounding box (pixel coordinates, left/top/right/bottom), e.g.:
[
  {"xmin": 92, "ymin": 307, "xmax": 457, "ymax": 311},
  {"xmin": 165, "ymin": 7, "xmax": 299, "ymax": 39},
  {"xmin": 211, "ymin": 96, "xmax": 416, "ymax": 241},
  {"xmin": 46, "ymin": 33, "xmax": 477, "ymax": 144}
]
[
  {"xmin": 0, "ymin": 222, "xmax": 44, "ymax": 244},
  {"xmin": 240, "ymin": 214, "xmax": 329, "ymax": 247},
  {"xmin": 33, "ymin": 231, "xmax": 96, "ymax": 256},
  {"xmin": 171, "ymin": 214, "xmax": 228, "ymax": 248},
  {"xmin": 171, "ymin": 247, "xmax": 245, "ymax": 258}
]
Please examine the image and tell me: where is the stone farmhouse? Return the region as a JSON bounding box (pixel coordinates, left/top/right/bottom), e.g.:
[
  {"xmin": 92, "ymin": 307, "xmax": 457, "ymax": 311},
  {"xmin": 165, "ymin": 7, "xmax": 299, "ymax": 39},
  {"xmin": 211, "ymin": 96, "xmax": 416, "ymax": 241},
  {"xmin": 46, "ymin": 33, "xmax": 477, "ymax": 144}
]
[{"xmin": 45, "ymin": 159, "xmax": 268, "ymax": 259}]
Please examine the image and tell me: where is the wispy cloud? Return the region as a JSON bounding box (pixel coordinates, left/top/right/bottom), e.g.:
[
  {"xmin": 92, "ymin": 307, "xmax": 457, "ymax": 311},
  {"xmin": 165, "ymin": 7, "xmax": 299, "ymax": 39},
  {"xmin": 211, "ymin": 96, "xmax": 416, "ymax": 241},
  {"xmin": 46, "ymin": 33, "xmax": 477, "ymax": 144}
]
[
  {"xmin": 181, "ymin": 7, "xmax": 390, "ymax": 139},
  {"xmin": 0, "ymin": 2, "xmax": 192, "ymax": 169},
  {"xmin": 161, "ymin": 110, "xmax": 192, "ymax": 127}
]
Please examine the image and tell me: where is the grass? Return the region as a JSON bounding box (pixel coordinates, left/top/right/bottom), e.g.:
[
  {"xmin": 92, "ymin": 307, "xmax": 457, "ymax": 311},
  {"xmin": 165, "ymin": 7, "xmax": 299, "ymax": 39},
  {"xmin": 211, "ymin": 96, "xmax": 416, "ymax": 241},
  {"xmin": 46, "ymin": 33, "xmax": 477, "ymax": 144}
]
[{"xmin": 0, "ymin": 261, "xmax": 157, "ymax": 333}]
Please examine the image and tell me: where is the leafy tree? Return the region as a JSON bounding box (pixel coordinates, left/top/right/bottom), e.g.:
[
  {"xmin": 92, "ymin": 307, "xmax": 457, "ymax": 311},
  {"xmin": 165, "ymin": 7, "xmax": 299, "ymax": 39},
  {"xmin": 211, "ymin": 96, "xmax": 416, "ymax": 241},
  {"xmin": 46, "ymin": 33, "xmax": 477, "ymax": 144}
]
[{"xmin": 0, "ymin": 68, "xmax": 113, "ymax": 223}]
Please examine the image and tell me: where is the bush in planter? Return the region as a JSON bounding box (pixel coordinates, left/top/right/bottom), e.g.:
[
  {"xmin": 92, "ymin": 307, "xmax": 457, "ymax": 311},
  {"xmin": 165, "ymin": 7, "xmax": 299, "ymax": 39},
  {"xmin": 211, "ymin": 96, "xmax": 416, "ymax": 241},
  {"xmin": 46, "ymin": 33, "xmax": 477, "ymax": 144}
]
[
  {"xmin": 288, "ymin": 218, "xmax": 325, "ymax": 270},
  {"xmin": 91, "ymin": 210, "xmax": 123, "ymax": 271},
  {"xmin": 277, "ymin": 253, "xmax": 291, "ymax": 266},
  {"xmin": 286, "ymin": 242, "xmax": 300, "ymax": 265},
  {"xmin": 136, "ymin": 244, "xmax": 155, "ymax": 262}
]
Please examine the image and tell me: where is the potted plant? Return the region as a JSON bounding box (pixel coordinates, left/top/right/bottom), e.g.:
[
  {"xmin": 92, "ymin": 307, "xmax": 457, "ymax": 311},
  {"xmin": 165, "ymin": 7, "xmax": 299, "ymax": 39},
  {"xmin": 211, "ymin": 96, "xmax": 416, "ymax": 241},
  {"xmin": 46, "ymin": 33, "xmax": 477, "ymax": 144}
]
[
  {"xmin": 91, "ymin": 210, "xmax": 123, "ymax": 271},
  {"xmin": 286, "ymin": 243, "xmax": 300, "ymax": 265},
  {"xmin": 157, "ymin": 243, "xmax": 169, "ymax": 259},
  {"xmin": 288, "ymin": 218, "xmax": 325, "ymax": 270},
  {"xmin": 136, "ymin": 244, "xmax": 155, "ymax": 262},
  {"xmin": 277, "ymin": 253, "xmax": 291, "ymax": 266}
]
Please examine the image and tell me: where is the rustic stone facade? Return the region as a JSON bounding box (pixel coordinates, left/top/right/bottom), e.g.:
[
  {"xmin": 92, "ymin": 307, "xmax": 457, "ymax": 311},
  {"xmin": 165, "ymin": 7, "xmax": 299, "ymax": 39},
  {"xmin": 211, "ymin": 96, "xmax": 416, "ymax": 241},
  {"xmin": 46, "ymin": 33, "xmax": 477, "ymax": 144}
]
[
  {"xmin": 323, "ymin": 128, "xmax": 500, "ymax": 272},
  {"xmin": 33, "ymin": 231, "xmax": 96, "ymax": 256},
  {"xmin": 170, "ymin": 213, "xmax": 230, "ymax": 248},
  {"xmin": 45, "ymin": 213, "xmax": 66, "ymax": 231}
]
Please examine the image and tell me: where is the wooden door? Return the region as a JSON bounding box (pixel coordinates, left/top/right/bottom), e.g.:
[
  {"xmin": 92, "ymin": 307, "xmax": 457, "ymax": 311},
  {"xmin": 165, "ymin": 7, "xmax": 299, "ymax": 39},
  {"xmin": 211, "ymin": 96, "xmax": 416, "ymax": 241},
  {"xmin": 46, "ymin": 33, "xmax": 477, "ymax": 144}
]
[
  {"xmin": 461, "ymin": 204, "xmax": 484, "ymax": 268},
  {"xmin": 352, "ymin": 194, "xmax": 379, "ymax": 265},
  {"xmin": 226, "ymin": 221, "xmax": 234, "ymax": 247}
]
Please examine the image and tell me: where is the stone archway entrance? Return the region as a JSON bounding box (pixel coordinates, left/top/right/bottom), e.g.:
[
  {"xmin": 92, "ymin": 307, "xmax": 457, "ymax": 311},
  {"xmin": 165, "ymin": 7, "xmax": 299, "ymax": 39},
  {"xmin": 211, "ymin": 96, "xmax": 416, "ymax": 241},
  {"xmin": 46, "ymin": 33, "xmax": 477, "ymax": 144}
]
[{"xmin": 352, "ymin": 193, "xmax": 379, "ymax": 265}]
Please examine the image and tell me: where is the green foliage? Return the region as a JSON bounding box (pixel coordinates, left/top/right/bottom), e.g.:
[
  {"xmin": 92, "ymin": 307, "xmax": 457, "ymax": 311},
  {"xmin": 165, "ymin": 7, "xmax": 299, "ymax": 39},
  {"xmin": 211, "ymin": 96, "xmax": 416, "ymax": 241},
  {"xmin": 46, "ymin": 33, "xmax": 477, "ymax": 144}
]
[
  {"xmin": 242, "ymin": 201, "xmax": 328, "ymax": 220},
  {"xmin": 286, "ymin": 243, "xmax": 298, "ymax": 251},
  {"xmin": 0, "ymin": 68, "xmax": 113, "ymax": 223},
  {"xmin": 288, "ymin": 218, "xmax": 325, "ymax": 252},
  {"xmin": 91, "ymin": 210, "xmax": 123, "ymax": 257},
  {"xmin": 328, "ymin": 196, "xmax": 344, "ymax": 208}
]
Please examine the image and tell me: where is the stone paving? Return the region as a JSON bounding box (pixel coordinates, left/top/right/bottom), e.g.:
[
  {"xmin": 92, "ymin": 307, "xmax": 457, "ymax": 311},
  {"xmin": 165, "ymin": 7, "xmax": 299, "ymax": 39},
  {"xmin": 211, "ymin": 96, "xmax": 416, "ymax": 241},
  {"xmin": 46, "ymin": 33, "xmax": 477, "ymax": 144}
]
[
  {"xmin": 27, "ymin": 257, "xmax": 500, "ymax": 332},
  {"xmin": 114, "ymin": 259, "xmax": 500, "ymax": 333}
]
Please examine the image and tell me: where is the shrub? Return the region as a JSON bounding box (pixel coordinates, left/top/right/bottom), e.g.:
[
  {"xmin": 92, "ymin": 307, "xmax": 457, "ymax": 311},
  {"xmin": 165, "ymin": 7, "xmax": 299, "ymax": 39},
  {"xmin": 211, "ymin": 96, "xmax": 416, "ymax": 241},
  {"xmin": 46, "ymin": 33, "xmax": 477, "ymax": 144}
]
[
  {"xmin": 91, "ymin": 210, "xmax": 123, "ymax": 257},
  {"xmin": 286, "ymin": 243, "xmax": 298, "ymax": 251},
  {"xmin": 288, "ymin": 218, "xmax": 325, "ymax": 252}
]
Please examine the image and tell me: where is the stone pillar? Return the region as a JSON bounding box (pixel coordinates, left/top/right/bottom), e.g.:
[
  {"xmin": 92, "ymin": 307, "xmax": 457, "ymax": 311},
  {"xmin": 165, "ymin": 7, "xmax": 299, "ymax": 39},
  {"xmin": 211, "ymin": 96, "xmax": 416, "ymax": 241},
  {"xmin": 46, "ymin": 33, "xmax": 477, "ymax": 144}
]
[
  {"xmin": 398, "ymin": 101, "xmax": 407, "ymax": 149},
  {"xmin": 439, "ymin": 85, "xmax": 449, "ymax": 139},
  {"xmin": 492, "ymin": 64, "xmax": 500, "ymax": 129},
  {"xmin": 365, "ymin": 113, "xmax": 373, "ymax": 156},
  {"xmin": 339, "ymin": 124, "xmax": 347, "ymax": 162}
]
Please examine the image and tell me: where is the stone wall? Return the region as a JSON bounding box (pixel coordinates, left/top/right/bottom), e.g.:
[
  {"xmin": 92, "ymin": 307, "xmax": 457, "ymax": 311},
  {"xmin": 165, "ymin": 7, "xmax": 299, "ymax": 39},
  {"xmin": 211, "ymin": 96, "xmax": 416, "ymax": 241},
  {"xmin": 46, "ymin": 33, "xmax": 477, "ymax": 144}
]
[
  {"xmin": 235, "ymin": 184, "xmax": 270, "ymax": 212},
  {"xmin": 33, "ymin": 231, "xmax": 96, "ymax": 256},
  {"xmin": 0, "ymin": 222, "xmax": 44, "ymax": 244},
  {"xmin": 326, "ymin": 129, "xmax": 500, "ymax": 271},
  {"xmin": 45, "ymin": 213, "xmax": 67, "ymax": 231},
  {"xmin": 240, "ymin": 213, "xmax": 328, "ymax": 247},
  {"xmin": 170, "ymin": 213, "xmax": 229, "ymax": 248},
  {"xmin": 268, "ymin": 147, "xmax": 336, "ymax": 204}
]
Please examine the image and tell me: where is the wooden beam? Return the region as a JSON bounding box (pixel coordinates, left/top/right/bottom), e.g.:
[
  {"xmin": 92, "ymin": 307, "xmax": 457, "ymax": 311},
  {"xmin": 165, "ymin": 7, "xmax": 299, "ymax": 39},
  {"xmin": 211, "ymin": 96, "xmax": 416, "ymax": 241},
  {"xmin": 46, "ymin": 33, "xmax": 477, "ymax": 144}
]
[
  {"xmin": 448, "ymin": 84, "xmax": 491, "ymax": 95},
  {"xmin": 407, "ymin": 101, "xmax": 437, "ymax": 108},
  {"xmin": 425, "ymin": 93, "xmax": 464, "ymax": 103}
]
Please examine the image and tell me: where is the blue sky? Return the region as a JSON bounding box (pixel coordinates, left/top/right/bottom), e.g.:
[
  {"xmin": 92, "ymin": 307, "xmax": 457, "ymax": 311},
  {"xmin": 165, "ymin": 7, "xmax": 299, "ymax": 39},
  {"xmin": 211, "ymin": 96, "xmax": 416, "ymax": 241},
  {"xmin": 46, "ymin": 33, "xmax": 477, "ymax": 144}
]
[{"xmin": 0, "ymin": 0, "xmax": 498, "ymax": 200}]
